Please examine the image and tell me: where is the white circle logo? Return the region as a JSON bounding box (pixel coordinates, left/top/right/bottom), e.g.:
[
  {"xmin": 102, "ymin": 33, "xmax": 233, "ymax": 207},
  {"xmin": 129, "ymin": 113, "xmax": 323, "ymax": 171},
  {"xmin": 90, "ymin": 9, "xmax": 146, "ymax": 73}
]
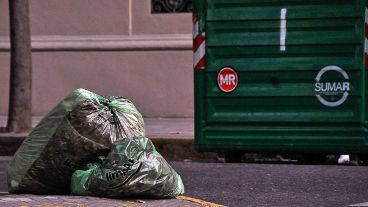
[{"xmin": 314, "ymin": 66, "xmax": 350, "ymax": 107}]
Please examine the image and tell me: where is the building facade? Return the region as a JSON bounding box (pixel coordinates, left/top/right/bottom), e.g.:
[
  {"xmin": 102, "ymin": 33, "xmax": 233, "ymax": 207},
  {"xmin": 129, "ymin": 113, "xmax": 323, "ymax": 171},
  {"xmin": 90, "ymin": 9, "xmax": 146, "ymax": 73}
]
[{"xmin": 0, "ymin": 0, "xmax": 193, "ymax": 117}]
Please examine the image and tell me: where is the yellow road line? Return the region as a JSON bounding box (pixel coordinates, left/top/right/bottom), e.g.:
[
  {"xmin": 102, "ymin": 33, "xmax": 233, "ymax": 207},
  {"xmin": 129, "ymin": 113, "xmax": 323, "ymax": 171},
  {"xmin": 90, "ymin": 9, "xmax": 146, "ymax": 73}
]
[{"xmin": 177, "ymin": 196, "xmax": 226, "ymax": 207}]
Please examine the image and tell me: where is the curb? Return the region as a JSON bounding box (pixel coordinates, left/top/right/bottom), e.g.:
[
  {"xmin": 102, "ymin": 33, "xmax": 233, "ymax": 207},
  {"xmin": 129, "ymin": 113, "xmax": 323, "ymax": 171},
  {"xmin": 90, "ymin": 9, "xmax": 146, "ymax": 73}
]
[
  {"xmin": 0, "ymin": 133, "xmax": 217, "ymax": 161},
  {"xmin": 0, "ymin": 133, "xmax": 27, "ymax": 156},
  {"xmin": 150, "ymin": 137, "xmax": 217, "ymax": 161}
]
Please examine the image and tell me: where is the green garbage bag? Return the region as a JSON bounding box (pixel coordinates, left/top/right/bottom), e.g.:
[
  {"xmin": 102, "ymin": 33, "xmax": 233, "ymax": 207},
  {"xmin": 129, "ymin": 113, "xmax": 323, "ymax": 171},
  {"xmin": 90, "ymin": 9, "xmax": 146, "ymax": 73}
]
[
  {"xmin": 7, "ymin": 88, "xmax": 144, "ymax": 194},
  {"xmin": 71, "ymin": 137, "xmax": 185, "ymax": 198}
]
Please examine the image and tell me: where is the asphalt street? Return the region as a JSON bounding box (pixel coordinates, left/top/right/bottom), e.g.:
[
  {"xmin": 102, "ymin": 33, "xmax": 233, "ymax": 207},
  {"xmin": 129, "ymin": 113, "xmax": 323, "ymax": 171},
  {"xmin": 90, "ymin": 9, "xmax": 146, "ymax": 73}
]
[
  {"xmin": 170, "ymin": 161, "xmax": 368, "ymax": 207},
  {"xmin": 1, "ymin": 157, "xmax": 368, "ymax": 207}
]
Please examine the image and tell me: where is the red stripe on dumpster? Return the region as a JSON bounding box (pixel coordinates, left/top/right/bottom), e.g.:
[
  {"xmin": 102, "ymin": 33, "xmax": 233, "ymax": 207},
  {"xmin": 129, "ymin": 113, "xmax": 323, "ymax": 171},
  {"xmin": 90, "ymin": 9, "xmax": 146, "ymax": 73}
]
[
  {"xmin": 193, "ymin": 34, "xmax": 205, "ymax": 69},
  {"xmin": 193, "ymin": 14, "xmax": 205, "ymax": 70},
  {"xmin": 192, "ymin": 13, "xmax": 198, "ymax": 24},
  {"xmin": 195, "ymin": 56, "xmax": 206, "ymax": 69},
  {"xmin": 193, "ymin": 35, "xmax": 205, "ymax": 52}
]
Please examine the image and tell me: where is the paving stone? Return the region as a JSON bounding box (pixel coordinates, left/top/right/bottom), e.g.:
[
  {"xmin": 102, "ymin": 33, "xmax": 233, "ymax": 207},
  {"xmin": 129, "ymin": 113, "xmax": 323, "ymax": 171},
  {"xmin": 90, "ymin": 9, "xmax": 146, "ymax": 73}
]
[{"xmin": 17, "ymin": 197, "xmax": 34, "ymax": 202}]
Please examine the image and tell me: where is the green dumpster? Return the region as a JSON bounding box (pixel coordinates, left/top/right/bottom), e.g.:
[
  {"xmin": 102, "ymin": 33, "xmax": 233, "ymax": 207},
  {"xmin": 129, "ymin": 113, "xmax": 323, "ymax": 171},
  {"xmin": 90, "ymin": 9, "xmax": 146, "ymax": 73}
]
[{"xmin": 193, "ymin": 0, "xmax": 368, "ymax": 160}]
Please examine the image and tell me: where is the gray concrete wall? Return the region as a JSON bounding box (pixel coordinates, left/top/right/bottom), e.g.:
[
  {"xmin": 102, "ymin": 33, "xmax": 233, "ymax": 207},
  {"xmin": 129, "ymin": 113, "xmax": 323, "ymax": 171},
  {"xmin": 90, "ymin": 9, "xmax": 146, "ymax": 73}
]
[{"xmin": 0, "ymin": 0, "xmax": 193, "ymax": 117}]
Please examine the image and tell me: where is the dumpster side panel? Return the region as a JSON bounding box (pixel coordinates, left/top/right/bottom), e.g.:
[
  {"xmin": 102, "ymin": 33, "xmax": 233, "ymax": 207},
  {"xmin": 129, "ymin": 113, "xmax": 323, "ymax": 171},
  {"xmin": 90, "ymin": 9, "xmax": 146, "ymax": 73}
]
[{"xmin": 195, "ymin": 0, "xmax": 368, "ymax": 153}]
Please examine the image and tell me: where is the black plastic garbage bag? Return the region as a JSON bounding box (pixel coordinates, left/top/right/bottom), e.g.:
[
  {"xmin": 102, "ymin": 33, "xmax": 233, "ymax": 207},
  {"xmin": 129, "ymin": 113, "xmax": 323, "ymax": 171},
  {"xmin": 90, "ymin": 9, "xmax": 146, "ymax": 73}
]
[
  {"xmin": 7, "ymin": 88, "xmax": 145, "ymax": 194},
  {"xmin": 71, "ymin": 137, "xmax": 185, "ymax": 198}
]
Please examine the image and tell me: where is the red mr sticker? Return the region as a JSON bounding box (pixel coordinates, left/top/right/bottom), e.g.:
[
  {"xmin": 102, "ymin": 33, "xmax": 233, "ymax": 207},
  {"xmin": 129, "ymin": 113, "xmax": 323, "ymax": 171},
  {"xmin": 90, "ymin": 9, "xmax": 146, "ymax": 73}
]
[{"xmin": 217, "ymin": 67, "xmax": 238, "ymax": 92}]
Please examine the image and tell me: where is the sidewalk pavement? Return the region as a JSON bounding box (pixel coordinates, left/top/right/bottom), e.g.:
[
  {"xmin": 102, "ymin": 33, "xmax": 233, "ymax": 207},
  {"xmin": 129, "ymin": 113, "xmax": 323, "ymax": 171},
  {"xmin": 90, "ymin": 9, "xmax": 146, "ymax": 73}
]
[
  {"xmin": 0, "ymin": 193, "xmax": 225, "ymax": 207},
  {"xmin": 0, "ymin": 193, "xmax": 205, "ymax": 207},
  {"xmin": 0, "ymin": 116, "xmax": 194, "ymax": 138},
  {"xmin": 0, "ymin": 116, "xmax": 217, "ymax": 161}
]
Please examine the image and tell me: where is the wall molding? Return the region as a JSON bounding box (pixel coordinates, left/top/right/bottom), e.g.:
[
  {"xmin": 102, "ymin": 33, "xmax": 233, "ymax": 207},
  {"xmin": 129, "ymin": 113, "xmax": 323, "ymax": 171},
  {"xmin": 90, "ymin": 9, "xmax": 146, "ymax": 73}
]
[{"xmin": 0, "ymin": 34, "xmax": 192, "ymax": 52}]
